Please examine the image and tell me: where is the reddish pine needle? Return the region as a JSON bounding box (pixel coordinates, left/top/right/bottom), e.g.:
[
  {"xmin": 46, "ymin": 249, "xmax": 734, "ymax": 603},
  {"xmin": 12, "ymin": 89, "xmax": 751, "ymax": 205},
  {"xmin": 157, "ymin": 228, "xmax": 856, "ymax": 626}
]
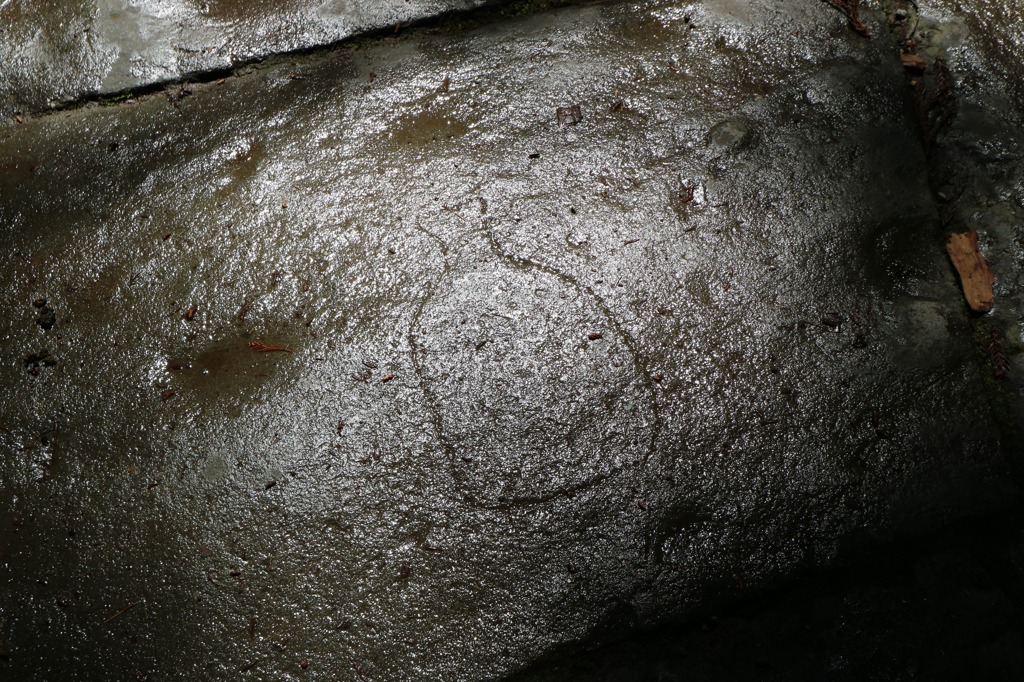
[
  {"xmin": 105, "ymin": 602, "xmax": 138, "ymax": 623},
  {"xmin": 248, "ymin": 341, "xmax": 293, "ymax": 353}
]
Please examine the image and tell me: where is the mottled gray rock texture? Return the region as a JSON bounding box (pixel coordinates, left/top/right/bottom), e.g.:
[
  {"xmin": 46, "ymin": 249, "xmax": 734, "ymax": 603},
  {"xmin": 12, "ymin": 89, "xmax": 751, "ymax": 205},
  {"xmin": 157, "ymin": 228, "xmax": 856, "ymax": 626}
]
[{"xmin": 1, "ymin": 0, "xmax": 1022, "ymax": 680}]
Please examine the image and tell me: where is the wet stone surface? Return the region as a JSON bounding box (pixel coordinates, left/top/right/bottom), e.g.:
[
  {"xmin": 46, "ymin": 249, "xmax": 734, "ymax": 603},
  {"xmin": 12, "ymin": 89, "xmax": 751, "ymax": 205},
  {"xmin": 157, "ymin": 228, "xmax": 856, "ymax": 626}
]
[
  {"xmin": 915, "ymin": 0, "xmax": 1024, "ymax": 371},
  {"xmin": 0, "ymin": 0, "xmax": 509, "ymax": 116},
  {"xmin": 0, "ymin": 0, "xmax": 1022, "ymax": 680}
]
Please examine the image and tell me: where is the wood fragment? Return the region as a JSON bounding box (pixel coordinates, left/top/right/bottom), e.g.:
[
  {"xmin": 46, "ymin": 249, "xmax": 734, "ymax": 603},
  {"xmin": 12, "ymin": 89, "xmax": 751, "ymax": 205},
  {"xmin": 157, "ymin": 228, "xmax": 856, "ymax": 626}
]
[
  {"xmin": 929, "ymin": 57, "xmax": 957, "ymax": 135},
  {"xmin": 989, "ymin": 330, "xmax": 1009, "ymax": 378},
  {"xmin": 932, "ymin": 58, "xmax": 956, "ymax": 108},
  {"xmin": 900, "ymin": 53, "xmax": 927, "ymax": 72},
  {"xmin": 946, "ymin": 231, "xmax": 994, "ymax": 312}
]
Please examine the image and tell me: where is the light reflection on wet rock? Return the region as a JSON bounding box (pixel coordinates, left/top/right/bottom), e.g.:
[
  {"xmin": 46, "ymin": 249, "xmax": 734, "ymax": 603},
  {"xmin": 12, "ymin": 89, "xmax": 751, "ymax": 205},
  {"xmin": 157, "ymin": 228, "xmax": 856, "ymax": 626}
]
[{"xmin": 413, "ymin": 265, "xmax": 655, "ymax": 507}]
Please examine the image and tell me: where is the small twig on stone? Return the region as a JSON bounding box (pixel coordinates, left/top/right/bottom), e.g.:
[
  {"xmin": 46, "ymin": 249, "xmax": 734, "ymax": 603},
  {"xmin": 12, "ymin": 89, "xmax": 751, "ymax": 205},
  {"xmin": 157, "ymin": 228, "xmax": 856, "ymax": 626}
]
[
  {"xmin": 104, "ymin": 602, "xmax": 137, "ymax": 624},
  {"xmin": 821, "ymin": 0, "xmax": 870, "ymax": 36}
]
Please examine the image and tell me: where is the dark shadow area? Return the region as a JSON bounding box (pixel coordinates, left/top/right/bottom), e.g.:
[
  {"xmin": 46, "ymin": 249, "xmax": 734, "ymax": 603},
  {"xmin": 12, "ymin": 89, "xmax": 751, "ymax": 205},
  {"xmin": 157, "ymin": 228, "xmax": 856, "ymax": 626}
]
[{"xmin": 510, "ymin": 505, "xmax": 1024, "ymax": 681}]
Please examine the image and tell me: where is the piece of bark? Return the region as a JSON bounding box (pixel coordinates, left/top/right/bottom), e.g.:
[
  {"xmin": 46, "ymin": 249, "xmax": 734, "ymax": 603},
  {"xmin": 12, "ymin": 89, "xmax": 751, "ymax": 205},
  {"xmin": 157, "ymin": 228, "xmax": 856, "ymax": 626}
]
[
  {"xmin": 946, "ymin": 231, "xmax": 994, "ymax": 313},
  {"xmin": 900, "ymin": 53, "xmax": 928, "ymax": 72}
]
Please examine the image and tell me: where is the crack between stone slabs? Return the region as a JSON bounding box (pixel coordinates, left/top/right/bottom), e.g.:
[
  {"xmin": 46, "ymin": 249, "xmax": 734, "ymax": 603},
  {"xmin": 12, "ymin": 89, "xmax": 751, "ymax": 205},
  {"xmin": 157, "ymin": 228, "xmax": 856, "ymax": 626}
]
[{"xmin": 2, "ymin": 0, "xmax": 617, "ymax": 121}]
